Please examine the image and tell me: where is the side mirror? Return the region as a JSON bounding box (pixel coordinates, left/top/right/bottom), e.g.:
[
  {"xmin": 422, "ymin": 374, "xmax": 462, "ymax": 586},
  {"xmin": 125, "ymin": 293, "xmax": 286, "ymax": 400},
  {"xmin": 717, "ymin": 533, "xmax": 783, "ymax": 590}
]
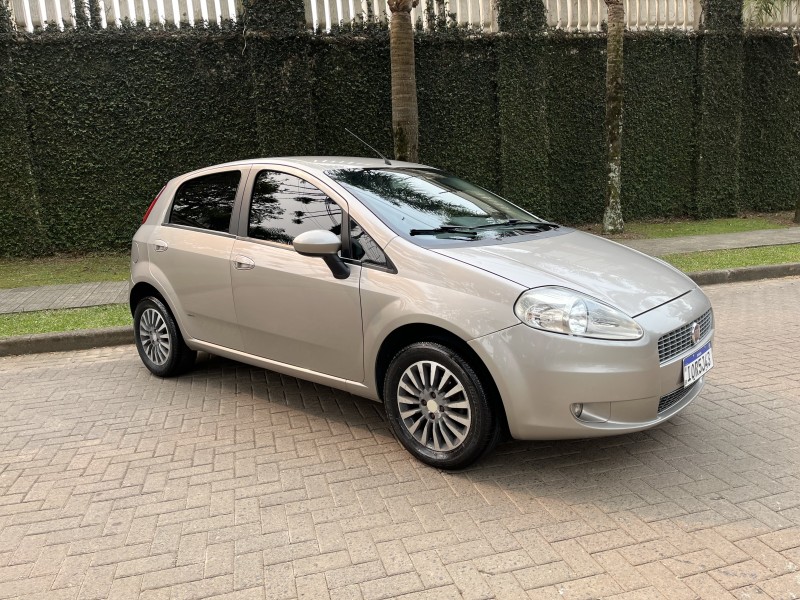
[{"xmin": 293, "ymin": 230, "xmax": 350, "ymax": 280}]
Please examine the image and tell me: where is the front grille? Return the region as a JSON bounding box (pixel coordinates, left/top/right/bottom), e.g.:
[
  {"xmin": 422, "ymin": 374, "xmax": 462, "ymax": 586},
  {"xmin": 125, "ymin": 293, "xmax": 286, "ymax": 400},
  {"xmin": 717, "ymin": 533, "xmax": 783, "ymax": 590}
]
[
  {"xmin": 658, "ymin": 382, "xmax": 698, "ymax": 413},
  {"xmin": 657, "ymin": 308, "xmax": 713, "ymax": 363}
]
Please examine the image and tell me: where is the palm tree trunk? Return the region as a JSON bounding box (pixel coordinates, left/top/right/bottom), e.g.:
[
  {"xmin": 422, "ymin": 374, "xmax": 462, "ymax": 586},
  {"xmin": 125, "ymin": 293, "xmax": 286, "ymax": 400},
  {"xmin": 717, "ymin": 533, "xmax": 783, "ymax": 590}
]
[
  {"xmin": 793, "ymin": 29, "xmax": 800, "ymax": 223},
  {"xmin": 388, "ymin": 0, "xmax": 420, "ymax": 162},
  {"xmin": 603, "ymin": 0, "xmax": 625, "ymax": 234}
]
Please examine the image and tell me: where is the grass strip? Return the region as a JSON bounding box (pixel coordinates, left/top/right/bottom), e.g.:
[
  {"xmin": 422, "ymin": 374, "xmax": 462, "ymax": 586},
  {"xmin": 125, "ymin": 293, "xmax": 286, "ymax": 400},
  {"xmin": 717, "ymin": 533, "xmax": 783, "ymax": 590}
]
[
  {"xmin": 0, "ymin": 253, "xmax": 130, "ymax": 289},
  {"xmin": 624, "ymin": 217, "xmax": 787, "ymax": 239},
  {"xmin": 0, "ymin": 304, "xmax": 132, "ymax": 338},
  {"xmin": 664, "ymin": 244, "xmax": 800, "ymax": 273}
]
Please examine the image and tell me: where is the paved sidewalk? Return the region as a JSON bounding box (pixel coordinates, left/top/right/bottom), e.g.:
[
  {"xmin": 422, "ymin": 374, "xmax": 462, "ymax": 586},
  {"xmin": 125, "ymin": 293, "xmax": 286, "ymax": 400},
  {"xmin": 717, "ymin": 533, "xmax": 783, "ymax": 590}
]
[
  {"xmin": 0, "ymin": 281, "xmax": 127, "ymax": 315},
  {"xmin": 620, "ymin": 227, "xmax": 800, "ymax": 256},
  {"xmin": 1, "ymin": 278, "xmax": 799, "ymax": 599},
  {"xmin": 0, "ymin": 227, "xmax": 798, "ymax": 315}
]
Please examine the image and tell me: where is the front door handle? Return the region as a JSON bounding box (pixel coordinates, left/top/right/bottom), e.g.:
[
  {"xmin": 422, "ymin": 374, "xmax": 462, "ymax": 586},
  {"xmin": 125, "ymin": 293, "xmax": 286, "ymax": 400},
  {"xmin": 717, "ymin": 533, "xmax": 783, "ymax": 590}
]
[{"xmin": 233, "ymin": 255, "xmax": 255, "ymax": 270}]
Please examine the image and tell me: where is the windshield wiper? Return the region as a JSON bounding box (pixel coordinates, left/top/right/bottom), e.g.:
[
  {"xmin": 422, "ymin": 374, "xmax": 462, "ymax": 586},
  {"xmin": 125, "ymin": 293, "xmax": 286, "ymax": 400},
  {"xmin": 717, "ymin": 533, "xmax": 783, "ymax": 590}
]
[
  {"xmin": 492, "ymin": 220, "xmax": 560, "ymax": 231},
  {"xmin": 409, "ymin": 226, "xmax": 479, "ymax": 237},
  {"xmin": 409, "ymin": 220, "xmax": 559, "ymax": 237}
]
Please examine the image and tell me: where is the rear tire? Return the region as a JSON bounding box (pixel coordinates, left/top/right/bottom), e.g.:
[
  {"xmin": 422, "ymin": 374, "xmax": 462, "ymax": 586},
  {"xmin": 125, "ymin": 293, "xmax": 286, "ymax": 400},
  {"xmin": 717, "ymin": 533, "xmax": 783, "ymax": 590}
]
[
  {"xmin": 133, "ymin": 296, "xmax": 196, "ymax": 377},
  {"xmin": 383, "ymin": 342, "xmax": 499, "ymax": 470}
]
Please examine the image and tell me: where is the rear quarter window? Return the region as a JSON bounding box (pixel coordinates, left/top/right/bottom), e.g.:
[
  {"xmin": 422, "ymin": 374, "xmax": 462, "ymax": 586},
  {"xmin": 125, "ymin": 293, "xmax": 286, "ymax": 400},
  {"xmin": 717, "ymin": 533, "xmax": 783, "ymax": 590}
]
[{"xmin": 169, "ymin": 171, "xmax": 241, "ymax": 233}]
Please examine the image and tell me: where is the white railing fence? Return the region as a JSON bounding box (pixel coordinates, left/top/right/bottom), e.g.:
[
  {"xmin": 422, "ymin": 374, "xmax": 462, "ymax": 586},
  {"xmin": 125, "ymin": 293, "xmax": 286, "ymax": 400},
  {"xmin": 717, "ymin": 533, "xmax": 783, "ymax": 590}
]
[
  {"xmin": 7, "ymin": 0, "xmax": 799, "ymax": 33},
  {"xmin": 8, "ymin": 0, "xmax": 241, "ymax": 30},
  {"xmin": 305, "ymin": 0, "xmax": 497, "ymax": 32},
  {"xmin": 544, "ymin": 0, "xmax": 702, "ymax": 30}
]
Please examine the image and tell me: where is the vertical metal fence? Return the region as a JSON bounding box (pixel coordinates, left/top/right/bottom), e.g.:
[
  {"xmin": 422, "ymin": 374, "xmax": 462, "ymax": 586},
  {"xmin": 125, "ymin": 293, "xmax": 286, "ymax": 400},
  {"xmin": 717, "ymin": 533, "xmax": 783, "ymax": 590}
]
[
  {"xmin": 6, "ymin": 0, "xmax": 798, "ymax": 32},
  {"xmin": 8, "ymin": 0, "xmax": 241, "ymax": 30},
  {"xmin": 303, "ymin": 0, "xmax": 497, "ymax": 32},
  {"xmin": 543, "ymin": 0, "xmax": 703, "ymax": 30}
]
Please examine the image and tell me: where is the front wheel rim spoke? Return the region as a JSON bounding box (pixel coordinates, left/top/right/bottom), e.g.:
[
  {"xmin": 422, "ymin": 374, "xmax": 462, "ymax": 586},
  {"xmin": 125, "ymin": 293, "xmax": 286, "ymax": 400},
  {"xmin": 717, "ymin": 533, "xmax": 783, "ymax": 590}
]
[
  {"xmin": 444, "ymin": 400, "xmax": 469, "ymax": 410},
  {"xmin": 399, "ymin": 380, "xmax": 421, "ymax": 397},
  {"xmin": 445, "ymin": 413, "xmax": 470, "ymax": 427},
  {"xmin": 444, "ymin": 384, "xmax": 464, "ymax": 399},
  {"xmin": 400, "ymin": 408, "xmax": 422, "ymax": 420},
  {"xmin": 441, "ymin": 416, "xmax": 465, "ymax": 443},
  {"xmin": 415, "ymin": 363, "xmax": 428, "ymax": 389},
  {"xmin": 420, "ymin": 420, "xmax": 430, "ymax": 446},
  {"xmin": 437, "ymin": 421, "xmax": 455, "ymax": 450},
  {"xmin": 407, "ymin": 415, "xmax": 426, "ymax": 435}
]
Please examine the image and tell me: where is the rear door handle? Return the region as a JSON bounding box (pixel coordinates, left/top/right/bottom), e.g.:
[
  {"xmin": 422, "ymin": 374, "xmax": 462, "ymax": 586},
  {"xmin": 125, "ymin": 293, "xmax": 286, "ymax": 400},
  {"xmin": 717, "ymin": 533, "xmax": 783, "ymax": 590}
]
[
  {"xmin": 233, "ymin": 255, "xmax": 255, "ymax": 270},
  {"xmin": 154, "ymin": 240, "xmax": 168, "ymax": 252}
]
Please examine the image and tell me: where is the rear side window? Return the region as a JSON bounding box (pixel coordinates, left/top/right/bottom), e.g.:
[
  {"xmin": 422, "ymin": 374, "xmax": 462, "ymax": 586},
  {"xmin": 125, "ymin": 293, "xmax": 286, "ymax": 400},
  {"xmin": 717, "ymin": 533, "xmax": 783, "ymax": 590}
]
[
  {"xmin": 169, "ymin": 171, "xmax": 241, "ymax": 233},
  {"xmin": 248, "ymin": 170, "xmax": 342, "ymax": 245}
]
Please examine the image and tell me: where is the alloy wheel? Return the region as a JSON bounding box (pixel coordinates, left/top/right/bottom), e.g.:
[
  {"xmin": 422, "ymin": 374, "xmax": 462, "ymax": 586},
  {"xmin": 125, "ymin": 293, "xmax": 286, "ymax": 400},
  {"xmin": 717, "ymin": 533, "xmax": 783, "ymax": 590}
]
[
  {"xmin": 396, "ymin": 360, "xmax": 472, "ymax": 452},
  {"xmin": 139, "ymin": 307, "xmax": 171, "ymax": 366}
]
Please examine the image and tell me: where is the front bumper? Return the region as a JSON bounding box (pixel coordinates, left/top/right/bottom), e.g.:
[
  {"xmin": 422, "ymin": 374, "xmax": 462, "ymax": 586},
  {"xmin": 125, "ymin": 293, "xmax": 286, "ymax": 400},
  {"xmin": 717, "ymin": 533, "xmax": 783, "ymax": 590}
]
[{"xmin": 469, "ymin": 288, "xmax": 714, "ymax": 440}]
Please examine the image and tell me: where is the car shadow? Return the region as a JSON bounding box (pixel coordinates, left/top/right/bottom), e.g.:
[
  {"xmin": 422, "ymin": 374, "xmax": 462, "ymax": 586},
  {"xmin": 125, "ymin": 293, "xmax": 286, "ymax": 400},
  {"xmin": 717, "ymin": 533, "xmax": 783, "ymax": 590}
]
[{"xmin": 185, "ymin": 352, "xmax": 719, "ymax": 507}]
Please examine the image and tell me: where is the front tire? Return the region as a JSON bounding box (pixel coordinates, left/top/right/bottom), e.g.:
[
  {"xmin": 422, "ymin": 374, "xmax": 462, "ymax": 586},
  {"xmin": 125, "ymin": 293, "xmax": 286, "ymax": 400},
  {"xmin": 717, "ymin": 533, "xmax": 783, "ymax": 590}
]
[
  {"xmin": 383, "ymin": 342, "xmax": 499, "ymax": 469},
  {"xmin": 133, "ymin": 296, "xmax": 196, "ymax": 377}
]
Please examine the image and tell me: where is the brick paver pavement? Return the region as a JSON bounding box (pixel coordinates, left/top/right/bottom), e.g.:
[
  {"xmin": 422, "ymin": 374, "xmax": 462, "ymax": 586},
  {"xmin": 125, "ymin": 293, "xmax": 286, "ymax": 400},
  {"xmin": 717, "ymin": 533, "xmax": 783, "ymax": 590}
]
[{"xmin": 1, "ymin": 277, "xmax": 799, "ymax": 600}]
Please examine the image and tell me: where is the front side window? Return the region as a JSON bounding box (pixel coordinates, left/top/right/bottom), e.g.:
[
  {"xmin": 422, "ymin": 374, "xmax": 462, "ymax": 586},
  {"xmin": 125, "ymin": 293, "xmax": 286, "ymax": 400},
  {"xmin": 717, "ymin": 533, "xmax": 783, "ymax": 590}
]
[
  {"xmin": 350, "ymin": 219, "xmax": 390, "ymax": 268},
  {"xmin": 169, "ymin": 171, "xmax": 240, "ymax": 233},
  {"xmin": 248, "ymin": 171, "xmax": 343, "ymax": 245}
]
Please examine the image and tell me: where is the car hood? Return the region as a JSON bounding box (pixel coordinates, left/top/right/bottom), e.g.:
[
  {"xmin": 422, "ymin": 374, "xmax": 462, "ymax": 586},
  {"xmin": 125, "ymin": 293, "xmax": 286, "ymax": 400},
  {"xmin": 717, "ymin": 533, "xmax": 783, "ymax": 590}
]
[{"xmin": 433, "ymin": 229, "xmax": 694, "ymax": 316}]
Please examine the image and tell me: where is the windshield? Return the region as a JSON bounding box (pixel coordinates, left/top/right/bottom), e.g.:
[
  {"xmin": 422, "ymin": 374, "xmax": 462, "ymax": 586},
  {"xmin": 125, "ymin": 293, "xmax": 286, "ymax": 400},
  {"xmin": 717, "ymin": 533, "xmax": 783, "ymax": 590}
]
[{"xmin": 325, "ymin": 167, "xmax": 551, "ymax": 244}]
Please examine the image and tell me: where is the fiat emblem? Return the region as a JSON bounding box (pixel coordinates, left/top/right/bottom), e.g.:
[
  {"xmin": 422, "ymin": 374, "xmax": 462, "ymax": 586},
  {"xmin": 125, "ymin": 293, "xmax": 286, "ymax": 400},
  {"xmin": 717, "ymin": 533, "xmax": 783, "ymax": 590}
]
[{"xmin": 690, "ymin": 322, "xmax": 701, "ymax": 344}]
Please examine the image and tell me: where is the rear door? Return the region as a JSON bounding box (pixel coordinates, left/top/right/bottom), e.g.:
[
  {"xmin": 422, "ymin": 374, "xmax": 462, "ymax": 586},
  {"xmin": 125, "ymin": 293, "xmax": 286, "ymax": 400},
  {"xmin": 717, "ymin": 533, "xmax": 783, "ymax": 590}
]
[
  {"xmin": 150, "ymin": 167, "xmax": 247, "ymax": 350},
  {"xmin": 230, "ymin": 167, "xmax": 364, "ymax": 381}
]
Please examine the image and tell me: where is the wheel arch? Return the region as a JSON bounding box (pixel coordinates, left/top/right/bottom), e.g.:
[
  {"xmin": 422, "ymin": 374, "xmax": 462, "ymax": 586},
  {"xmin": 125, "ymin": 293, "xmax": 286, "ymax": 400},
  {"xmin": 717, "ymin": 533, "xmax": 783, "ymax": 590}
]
[
  {"xmin": 374, "ymin": 323, "xmax": 509, "ymax": 437},
  {"xmin": 129, "ymin": 281, "xmax": 170, "ymax": 316}
]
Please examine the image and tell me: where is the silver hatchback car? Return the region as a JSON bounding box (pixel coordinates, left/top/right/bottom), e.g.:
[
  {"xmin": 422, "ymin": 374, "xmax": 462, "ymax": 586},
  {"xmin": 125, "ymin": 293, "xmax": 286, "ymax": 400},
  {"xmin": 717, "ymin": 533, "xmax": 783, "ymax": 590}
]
[{"xmin": 130, "ymin": 157, "xmax": 714, "ymax": 469}]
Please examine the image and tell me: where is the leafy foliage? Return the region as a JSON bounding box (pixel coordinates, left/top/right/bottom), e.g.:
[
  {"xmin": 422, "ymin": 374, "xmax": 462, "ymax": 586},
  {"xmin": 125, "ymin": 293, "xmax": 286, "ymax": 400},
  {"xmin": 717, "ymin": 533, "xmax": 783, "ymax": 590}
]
[
  {"xmin": 0, "ymin": 0, "xmax": 798, "ymax": 255},
  {"xmin": 744, "ymin": 0, "xmax": 795, "ymax": 24}
]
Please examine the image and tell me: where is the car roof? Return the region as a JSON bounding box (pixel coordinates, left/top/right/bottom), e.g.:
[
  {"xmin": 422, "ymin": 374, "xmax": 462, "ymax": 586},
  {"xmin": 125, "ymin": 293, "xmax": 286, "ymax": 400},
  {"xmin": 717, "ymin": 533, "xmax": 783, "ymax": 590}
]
[{"xmin": 179, "ymin": 156, "xmax": 429, "ymax": 180}]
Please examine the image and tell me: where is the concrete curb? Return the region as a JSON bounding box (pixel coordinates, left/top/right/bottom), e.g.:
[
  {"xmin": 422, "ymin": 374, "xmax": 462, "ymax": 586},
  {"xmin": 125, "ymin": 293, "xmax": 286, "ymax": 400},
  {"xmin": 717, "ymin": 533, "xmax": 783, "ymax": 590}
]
[
  {"xmin": 688, "ymin": 262, "xmax": 800, "ymax": 286},
  {"xmin": 0, "ymin": 326, "xmax": 133, "ymax": 357},
  {"xmin": 1, "ymin": 263, "xmax": 799, "ymax": 357}
]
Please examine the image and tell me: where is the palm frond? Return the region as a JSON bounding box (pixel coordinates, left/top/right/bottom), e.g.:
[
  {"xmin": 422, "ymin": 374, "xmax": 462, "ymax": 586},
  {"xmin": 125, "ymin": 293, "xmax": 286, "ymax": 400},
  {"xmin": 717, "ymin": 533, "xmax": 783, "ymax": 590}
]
[{"xmin": 744, "ymin": 0, "xmax": 797, "ymax": 25}]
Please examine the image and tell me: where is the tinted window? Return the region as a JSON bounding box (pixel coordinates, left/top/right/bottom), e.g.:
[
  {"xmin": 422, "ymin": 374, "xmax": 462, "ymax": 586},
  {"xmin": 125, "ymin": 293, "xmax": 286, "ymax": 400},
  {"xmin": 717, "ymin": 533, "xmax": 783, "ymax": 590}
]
[
  {"xmin": 350, "ymin": 219, "xmax": 389, "ymax": 268},
  {"xmin": 248, "ymin": 171, "xmax": 342, "ymax": 245},
  {"xmin": 169, "ymin": 171, "xmax": 240, "ymax": 233}
]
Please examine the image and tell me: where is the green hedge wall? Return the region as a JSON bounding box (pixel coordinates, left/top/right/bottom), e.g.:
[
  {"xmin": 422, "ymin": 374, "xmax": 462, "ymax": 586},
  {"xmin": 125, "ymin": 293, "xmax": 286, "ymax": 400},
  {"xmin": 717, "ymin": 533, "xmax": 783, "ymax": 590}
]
[
  {"xmin": 0, "ymin": 12, "xmax": 798, "ymax": 256},
  {"xmin": 417, "ymin": 36, "xmax": 501, "ymax": 191},
  {"xmin": 312, "ymin": 34, "xmax": 393, "ymax": 158},
  {"xmin": 623, "ymin": 32, "xmax": 698, "ymax": 219},
  {"xmin": 741, "ymin": 32, "xmax": 800, "ymax": 212},
  {"xmin": 497, "ymin": 34, "xmax": 550, "ymax": 216},
  {"xmin": 543, "ymin": 35, "xmax": 606, "ymax": 223},
  {"xmin": 8, "ymin": 31, "xmax": 258, "ymax": 253},
  {"xmin": 0, "ymin": 42, "xmax": 49, "ymax": 255}
]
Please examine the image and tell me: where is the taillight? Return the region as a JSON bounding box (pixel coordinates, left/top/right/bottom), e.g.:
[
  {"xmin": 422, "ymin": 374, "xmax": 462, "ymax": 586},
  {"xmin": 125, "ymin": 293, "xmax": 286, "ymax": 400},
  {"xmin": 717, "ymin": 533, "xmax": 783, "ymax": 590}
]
[{"xmin": 142, "ymin": 186, "xmax": 166, "ymax": 224}]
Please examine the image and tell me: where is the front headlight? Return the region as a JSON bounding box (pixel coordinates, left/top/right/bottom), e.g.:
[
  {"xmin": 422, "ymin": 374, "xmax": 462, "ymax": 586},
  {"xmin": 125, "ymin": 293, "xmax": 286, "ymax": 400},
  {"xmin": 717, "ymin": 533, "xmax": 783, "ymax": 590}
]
[{"xmin": 514, "ymin": 286, "xmax": 643, "ymax": 340}]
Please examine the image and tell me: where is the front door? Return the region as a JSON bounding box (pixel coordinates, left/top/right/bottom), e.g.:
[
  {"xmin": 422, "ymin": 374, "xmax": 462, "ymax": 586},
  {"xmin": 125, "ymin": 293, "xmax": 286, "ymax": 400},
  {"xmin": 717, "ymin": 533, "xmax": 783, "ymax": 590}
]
[{"xmin": 230, "ymin": 168, "xmax": 364, "ymax": 382}]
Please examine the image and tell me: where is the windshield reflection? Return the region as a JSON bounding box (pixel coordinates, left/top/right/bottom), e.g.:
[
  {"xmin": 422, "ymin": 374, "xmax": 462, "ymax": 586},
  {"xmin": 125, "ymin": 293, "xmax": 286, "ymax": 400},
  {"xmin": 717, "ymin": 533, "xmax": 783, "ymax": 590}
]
[{"xmin": 327, "ymin": 168, "xmax": 545, "ymax": 243}]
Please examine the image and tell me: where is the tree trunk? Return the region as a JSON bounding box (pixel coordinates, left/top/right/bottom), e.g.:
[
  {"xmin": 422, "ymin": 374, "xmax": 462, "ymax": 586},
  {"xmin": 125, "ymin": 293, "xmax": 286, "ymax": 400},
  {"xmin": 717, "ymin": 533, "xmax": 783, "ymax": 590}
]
[
  {"xmin": 388, "ymin": 0, "xmax": 420, "ymax": 162},
  {"xmin": 603, "ymin": 0, "xmax": 625, "ymax": 234},
  {"xmin": 793, "ymin": 29, "xmax": 800, "ymax": 223}
]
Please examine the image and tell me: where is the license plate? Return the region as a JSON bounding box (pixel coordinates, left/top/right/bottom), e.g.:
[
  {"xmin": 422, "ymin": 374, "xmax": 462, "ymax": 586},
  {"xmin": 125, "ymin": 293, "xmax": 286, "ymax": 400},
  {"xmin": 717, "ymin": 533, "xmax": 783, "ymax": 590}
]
[{"xmin": 683, "ymin": 342, "xmax": 713, "ymax": 387}]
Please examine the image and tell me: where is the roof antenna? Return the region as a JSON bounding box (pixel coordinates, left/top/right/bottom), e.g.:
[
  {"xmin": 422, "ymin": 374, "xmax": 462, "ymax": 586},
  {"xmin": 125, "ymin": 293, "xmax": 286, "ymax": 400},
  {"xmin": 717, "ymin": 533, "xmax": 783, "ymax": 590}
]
[{"xmin": 345, "ymin": 128, "xmax": 392, "ymax": 166}]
